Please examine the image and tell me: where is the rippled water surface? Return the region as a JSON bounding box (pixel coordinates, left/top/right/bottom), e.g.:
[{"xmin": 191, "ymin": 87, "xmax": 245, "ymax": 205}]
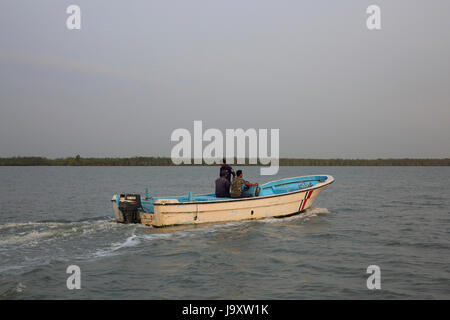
[{"xmin": 0, "ymin": 166, "xmax": 449, "ymax": 299}]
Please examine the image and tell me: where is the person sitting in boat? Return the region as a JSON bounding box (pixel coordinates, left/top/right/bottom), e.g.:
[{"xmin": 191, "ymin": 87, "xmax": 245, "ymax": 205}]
[
  {"xmin": 220, "ymin": 158, "xmax": 235, "ymax": 183},
  {"xmin": 231, "ymin": 170, "xmax": 258, "ymax": 198},
  {"xmin": 215, "ymin": 171, "xmax": 231, "ymax": 198}
]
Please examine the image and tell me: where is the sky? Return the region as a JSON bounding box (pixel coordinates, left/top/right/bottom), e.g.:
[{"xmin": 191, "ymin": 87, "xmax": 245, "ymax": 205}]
[{"xmin": 0, "ymin": 0, "xmax": 449, "ymax": 158}]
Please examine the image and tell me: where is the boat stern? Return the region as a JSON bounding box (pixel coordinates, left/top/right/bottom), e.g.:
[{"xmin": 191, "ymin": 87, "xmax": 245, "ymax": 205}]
[
  {"xmin": 111, "ymin": 194, "xmax": 143, "ymax": 224},
  {"xmin": 111, "ymin": 195, "xmax": 124, "ymax": 222}
]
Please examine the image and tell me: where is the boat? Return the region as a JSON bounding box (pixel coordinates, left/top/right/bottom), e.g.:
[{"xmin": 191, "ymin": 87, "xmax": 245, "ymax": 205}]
[{"xmin": 111, "ymin": 175, "xmax": 334, "ymax": 228}]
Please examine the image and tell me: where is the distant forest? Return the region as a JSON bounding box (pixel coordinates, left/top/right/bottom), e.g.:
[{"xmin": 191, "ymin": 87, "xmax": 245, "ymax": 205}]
[{"xmin": 0, "ymin": 156, "xmax": 449, "ymax": 166}]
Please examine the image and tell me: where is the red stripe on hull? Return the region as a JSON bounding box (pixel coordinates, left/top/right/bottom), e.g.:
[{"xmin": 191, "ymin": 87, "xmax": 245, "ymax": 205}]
[{"xmin": 300, "ymin": 190, "xmax": 313, "ymax": 211}]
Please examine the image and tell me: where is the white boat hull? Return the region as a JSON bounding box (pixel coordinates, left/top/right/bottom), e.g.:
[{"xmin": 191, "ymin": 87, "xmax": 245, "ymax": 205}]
[{"xmin": 141, "ymin": 180, "xmax": 332, "ymax": 227}]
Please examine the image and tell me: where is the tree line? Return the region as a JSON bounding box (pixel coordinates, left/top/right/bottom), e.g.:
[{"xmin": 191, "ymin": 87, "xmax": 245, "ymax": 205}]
[{"xmin": 0, "ymin": 156, "xmax": 449, "ymax": 166}]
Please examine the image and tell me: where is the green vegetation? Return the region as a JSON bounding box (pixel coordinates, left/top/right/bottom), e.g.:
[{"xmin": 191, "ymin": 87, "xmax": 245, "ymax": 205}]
[{"xmin": 0, "ymin": 156, "xmax": 449, "ymax": 166}]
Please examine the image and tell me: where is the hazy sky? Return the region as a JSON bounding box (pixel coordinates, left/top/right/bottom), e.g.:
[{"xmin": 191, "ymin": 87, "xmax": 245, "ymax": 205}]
[{"xmin": 0, "ymin": 0, "xmax": 449, "ymax": 158}]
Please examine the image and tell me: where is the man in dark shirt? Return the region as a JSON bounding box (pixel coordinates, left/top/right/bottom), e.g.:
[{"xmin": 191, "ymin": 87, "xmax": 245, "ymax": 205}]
[
  {"xmin": 219, "ymin": 158, "xmax": 235, "ymax": 183},
  {"xmin": 215, "ymin": 172, "xmax": 231, "ymax": 198}
]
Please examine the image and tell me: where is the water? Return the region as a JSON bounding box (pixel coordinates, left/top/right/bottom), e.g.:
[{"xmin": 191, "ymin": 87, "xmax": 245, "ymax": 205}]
[{"xmin": 0, "ymin": 166, "xmax": 449, "ymax": 299}]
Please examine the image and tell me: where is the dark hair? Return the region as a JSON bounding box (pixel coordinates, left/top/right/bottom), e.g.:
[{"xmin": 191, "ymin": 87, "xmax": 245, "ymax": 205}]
[
  {"xmin": 222, "ymin": 158, "xmax": 226, "ymax": 164},
  {"xmin": 236, "ymin": 170, "xmax": 242, "ymax": 177},
  {"xmin": 220, "ymin": 171, "xmax": 227, "ymax": 177}
]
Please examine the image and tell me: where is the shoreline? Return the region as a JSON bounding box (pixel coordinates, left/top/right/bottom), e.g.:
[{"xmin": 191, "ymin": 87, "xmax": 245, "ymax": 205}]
[{"xmin": 1, "ymin": 157, "xmax": 449, "ymax": 166}]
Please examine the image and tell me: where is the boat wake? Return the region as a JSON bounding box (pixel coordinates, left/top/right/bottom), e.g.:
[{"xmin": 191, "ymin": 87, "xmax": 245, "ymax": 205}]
[
  {"xmin": 0, "ymin": 218, "xmax": 130, "ymax": 274},
  {"xmin": 0, "ymin": 208, "xmax": 331, "ymax": 275},
  {"xmin": 0, "ymin": 219, "xmax": 118, "ymax": 247}
]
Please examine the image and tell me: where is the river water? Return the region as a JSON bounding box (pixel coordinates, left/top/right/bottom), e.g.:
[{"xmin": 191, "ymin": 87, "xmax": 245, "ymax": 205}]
[{"xmin": 0, "ymin": 166, "xmax": 449, "ymax": 299}]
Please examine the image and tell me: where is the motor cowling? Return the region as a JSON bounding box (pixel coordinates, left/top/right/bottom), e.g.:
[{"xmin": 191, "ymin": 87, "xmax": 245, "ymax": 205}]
[{"xmin": 118, "ymin": 194, "xmax": 142, "ymax": 224}]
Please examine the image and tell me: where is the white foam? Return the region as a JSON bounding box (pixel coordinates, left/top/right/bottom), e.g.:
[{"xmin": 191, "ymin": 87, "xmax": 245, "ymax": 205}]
[
  {"xmin": 91, "ymin": 233, "xmax": 141, "ymax": 258},
  {"xmin": 0, "ymin": 222, "xmax": 42, "ymax": 230},
  {"xmin": 0, "ymin": 220, "xmax": 118, "ymax": 247},
  {"xmin": 113, "ymin": 234, "xmax": 141, "ymax": 249},
  {"xmin": 305, "ymin": 207, "xmax": 331, "ymax": 215},
  {"xmin": 0, "ymin": 230, "xmax": 54, "ymax": 246},
  {"xmin": 15, "ymin": 282, "xmax": 26, "ymax": 293},
  {"xmin": 140, "ymin": 233, "xmax": 175, "ymax": 241}
]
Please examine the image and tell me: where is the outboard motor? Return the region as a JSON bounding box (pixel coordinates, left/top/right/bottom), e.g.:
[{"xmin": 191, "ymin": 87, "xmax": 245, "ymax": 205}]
[{"xmin": 118, "ymin": 194, "xmax": 142, "ymax": 224}]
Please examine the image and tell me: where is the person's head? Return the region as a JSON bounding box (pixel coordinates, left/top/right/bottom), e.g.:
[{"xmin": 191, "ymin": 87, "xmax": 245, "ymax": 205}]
[
  {"xmin": 236, "ymin": 170, "xmax": 243, "ymax": 178},
  {"xmin": 220, "ymin": 171, "xmax": 228, "ymax": 179},
  {"xmin": 221, "ymin": 158, "xmax": 226, "ymax": 167}
]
